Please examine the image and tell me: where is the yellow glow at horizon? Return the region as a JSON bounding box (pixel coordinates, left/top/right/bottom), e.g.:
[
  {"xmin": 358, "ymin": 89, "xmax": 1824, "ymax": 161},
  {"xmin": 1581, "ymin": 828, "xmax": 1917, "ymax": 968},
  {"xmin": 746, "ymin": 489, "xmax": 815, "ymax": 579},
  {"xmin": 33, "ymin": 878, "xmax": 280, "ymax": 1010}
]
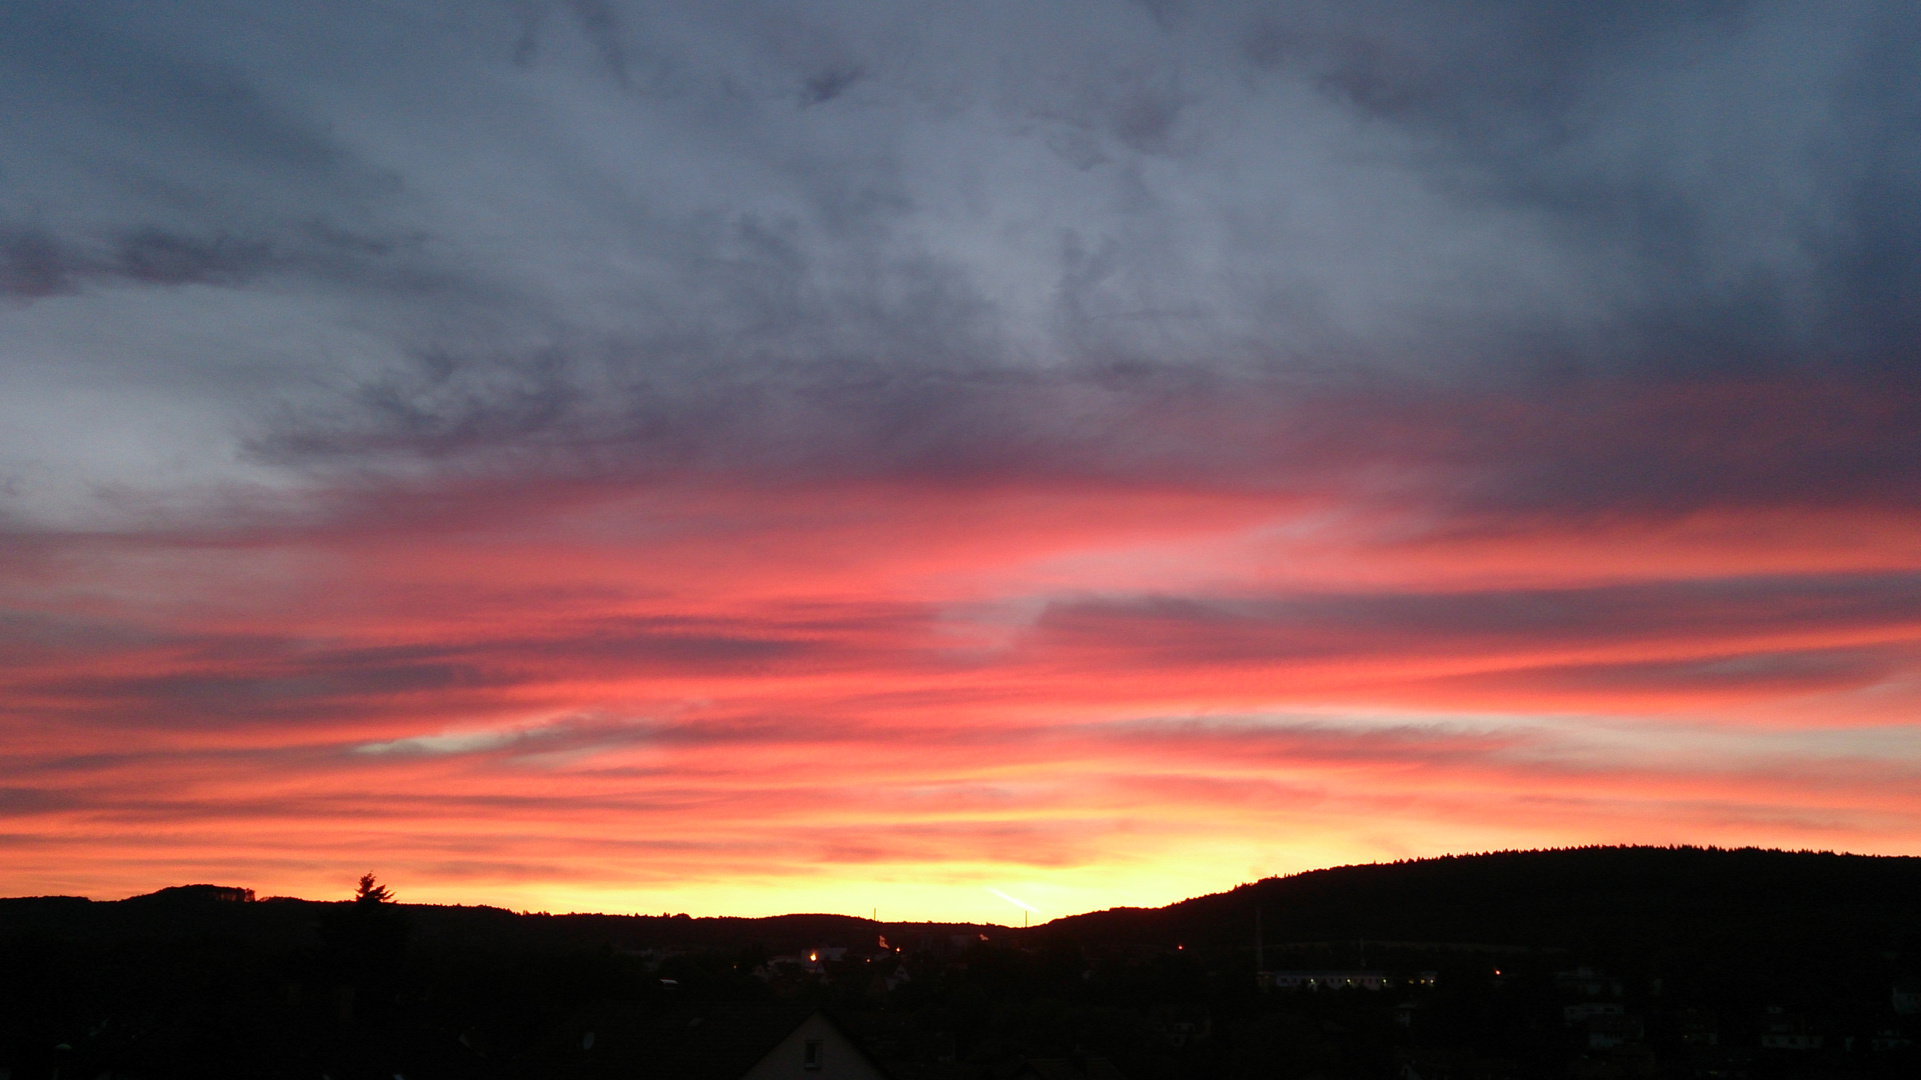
[{"xmin": 285, "ymin": 834, "xmax": 1419, "ymax": 922}]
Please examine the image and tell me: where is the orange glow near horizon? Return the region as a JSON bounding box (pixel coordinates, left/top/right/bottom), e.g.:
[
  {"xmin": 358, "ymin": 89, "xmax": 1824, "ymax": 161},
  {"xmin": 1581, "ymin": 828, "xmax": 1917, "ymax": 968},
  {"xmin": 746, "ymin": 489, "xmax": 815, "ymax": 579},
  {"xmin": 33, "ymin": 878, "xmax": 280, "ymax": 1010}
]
[{"xmin": 4, "ymin": 478, "xmax": 1921, "ymax": 921}]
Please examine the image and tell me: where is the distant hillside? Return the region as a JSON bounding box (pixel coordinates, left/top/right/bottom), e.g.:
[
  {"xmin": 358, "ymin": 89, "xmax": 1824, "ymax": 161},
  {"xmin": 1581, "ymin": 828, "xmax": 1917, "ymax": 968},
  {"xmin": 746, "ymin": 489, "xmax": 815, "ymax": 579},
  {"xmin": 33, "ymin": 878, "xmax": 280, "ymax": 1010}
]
[
  {"xmin": 0, "ymin": 888, "xmax": 989, "ymax": 955},
  {"xmin": 1037, "ymin": 845, "xmax": 1921, "ymax": 973},
  {"xmin": 7, "ymin": 845, "xmax": 1917, "ymax": 961}
]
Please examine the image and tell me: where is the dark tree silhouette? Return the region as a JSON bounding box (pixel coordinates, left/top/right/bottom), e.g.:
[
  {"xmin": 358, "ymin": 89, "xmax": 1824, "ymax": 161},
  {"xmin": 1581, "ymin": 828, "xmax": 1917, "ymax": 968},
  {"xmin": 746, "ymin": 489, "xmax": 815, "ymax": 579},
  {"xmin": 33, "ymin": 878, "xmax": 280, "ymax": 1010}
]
[{"xmin": 354, "ymin": 873, "xmax": 393, "ymax": 905}]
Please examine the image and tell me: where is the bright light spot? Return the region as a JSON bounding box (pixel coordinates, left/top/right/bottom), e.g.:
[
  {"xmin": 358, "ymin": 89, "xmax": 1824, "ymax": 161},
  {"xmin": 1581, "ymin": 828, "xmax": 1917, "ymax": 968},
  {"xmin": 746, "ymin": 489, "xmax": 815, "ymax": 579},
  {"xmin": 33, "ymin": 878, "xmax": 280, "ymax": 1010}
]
[
  {"xmin": 986, "ymin": 887, "xmax": 1039, "ymax": 914},
  {"xmin": 354, "ymin": 728, "xmax": 519, "ymax": 756}
]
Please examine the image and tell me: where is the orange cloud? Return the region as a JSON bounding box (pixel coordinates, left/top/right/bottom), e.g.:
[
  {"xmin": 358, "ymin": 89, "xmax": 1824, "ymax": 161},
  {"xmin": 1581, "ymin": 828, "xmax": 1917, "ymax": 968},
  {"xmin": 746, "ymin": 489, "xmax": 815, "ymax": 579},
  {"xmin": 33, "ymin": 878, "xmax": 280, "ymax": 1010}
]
[{"xmin": 3, "ymin": 478, "xmax": 1920, "ymax": 918}]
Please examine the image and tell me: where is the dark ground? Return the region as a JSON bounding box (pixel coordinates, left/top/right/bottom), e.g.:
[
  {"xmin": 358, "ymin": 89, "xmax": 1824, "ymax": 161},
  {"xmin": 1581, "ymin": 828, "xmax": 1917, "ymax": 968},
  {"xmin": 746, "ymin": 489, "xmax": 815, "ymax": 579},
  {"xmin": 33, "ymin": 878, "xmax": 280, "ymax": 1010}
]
[{"xmin": 2, "ymin": 846, "xmax": 1917, "ymax": 1079}]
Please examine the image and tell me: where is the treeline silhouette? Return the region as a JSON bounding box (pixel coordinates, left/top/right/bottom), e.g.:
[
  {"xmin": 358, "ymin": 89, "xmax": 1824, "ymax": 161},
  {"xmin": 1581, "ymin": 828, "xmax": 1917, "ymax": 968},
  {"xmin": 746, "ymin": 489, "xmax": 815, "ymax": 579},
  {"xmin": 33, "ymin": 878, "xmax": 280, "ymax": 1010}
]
[{"xmin": 1, "ymin": 847, "xmax": 1917, "ymax": 1079}]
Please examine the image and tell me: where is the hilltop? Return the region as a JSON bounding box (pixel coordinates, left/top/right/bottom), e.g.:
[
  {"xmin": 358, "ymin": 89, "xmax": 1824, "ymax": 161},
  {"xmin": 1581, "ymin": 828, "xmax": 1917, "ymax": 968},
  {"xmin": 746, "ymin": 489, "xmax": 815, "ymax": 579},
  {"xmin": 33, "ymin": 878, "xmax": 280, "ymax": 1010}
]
[{"xmin": 1045, "ymin": 844, "xmax": 1921, "ymax": 948}]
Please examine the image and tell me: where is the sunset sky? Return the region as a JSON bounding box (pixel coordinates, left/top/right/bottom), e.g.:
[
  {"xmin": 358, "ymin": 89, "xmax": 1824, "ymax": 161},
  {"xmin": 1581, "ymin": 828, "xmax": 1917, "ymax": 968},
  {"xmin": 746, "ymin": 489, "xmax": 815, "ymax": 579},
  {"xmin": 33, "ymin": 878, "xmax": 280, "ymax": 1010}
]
[{"xmin": 4, "ymin": 1, "xmax": 1921, "ymax": 922}]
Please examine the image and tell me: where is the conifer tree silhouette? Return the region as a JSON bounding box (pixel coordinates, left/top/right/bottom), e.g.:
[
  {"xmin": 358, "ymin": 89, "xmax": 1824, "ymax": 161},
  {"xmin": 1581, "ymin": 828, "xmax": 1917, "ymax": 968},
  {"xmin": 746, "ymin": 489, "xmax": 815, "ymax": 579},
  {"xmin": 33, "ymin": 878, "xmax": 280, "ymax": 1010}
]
[{"xmin": 354, "ymin": 873, "xmax": 393, "ymax": 905}]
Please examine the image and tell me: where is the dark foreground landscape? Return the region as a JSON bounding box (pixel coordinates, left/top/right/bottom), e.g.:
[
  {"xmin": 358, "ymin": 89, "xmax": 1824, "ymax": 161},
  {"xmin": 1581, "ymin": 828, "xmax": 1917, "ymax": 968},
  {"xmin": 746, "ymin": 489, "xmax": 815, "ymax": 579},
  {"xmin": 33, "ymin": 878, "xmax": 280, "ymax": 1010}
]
[{"xmin": 3, "ymin": 847, "xmax": 1918, "ymax": 1079}]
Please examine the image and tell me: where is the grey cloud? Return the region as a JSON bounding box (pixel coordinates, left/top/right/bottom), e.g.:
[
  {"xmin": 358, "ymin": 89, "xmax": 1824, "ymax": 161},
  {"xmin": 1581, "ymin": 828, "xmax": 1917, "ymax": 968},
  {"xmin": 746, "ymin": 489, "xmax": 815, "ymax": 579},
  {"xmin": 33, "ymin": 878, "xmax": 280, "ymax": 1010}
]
[
  {"xmin": 2, "ymin": 1, "xmax": 1919, "ymax": 526},
  {"xmin": 1263, "ymin": 1, "xmax": 1921, "ymax": 373},
  {"xmin": 800, "ymin": 65, "xmax": 862, "ymax": 107},
  {"xmin": 1034, "ymin": 571, "xmax": 1921, "ymax": 664},
  {"xmin": 0, "ymin": 221, "xmax": 429, "ymax": 299},
  {"xmin": 0, "ymin": 4, "xmax": 413, "ymax": 263},
  {"xmin": 0, "ymin": 787, "xmax": 76, "ymax": 816},
  {"xmin": 2, "ymin": 608, "xmax": 874, "ymax": 728},
  {"xmin": 0, "ymin": 227, "xmax": 79, "ymax": 298},
  {"xmin": 1099, "ymin": 714, "xmax": 1528, "ymax": 766},
  {"xmin": 1458, "ymin": 646, "xmax": 1901, "ymax": 697}
]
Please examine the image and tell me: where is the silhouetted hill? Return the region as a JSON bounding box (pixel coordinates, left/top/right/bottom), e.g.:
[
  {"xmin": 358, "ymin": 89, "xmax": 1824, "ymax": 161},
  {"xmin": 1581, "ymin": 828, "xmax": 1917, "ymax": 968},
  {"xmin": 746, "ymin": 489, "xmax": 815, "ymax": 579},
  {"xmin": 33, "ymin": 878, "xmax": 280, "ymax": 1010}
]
[
  {"xmin": 0, "ymin": 889, "xmax": 989, "ymax": 954},
  {"xmin": 6, "ymin": 845, "xmax": 1918, "ymax": 964},
  {"xmin": 1044, "ymin": 845, "xmax": 1921, "ymax": 952},
  {"xmin": 4, "ymin": 847, "xmax": 1918, "ymax": 1079}
]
